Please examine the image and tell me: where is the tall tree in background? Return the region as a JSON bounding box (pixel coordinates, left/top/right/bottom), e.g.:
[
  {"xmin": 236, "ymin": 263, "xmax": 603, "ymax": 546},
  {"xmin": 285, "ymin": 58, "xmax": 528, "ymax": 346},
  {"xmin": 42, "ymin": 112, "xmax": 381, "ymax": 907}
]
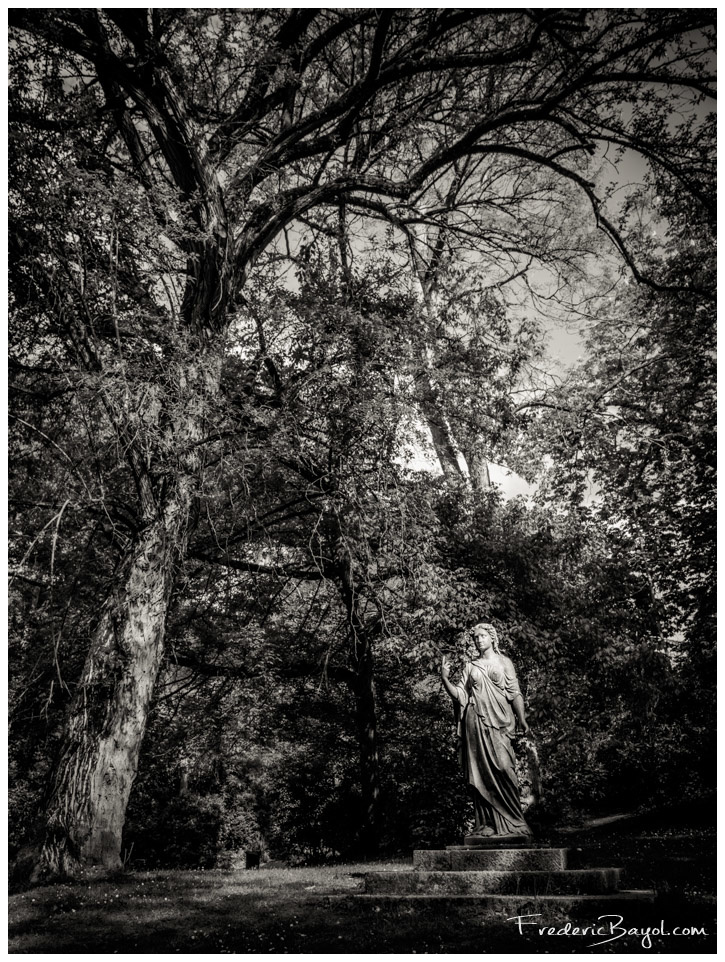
[
  {"xmin": 9, "ymin": 9, "xmax": 715, "ymax": 877},
  {"xmin": 526, "ymin": 161, "xmax": 715, "ymax": 778}
]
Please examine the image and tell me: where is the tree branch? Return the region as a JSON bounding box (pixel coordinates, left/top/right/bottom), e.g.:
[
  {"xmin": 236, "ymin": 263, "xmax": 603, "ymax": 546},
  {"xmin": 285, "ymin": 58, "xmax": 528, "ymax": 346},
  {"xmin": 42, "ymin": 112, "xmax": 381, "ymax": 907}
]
[{"xmin": 189, "ymin": 549, "xmax": 329, "ymax": 581}]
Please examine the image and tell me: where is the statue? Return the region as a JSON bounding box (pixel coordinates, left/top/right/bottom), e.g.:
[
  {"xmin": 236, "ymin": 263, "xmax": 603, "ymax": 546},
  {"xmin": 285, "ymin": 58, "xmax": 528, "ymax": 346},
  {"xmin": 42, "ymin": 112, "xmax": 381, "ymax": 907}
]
[{"xmin": 441, "ymin": 622, "xmax": 533, "ymax": 837}]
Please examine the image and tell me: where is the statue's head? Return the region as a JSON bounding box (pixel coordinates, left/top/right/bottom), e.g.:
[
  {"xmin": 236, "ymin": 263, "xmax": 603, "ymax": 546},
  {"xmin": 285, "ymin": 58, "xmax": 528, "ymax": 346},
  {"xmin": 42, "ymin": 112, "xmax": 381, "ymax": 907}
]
[{"xmin": 471, "ymin": 622, "xmax": 501, "ymax": 654}]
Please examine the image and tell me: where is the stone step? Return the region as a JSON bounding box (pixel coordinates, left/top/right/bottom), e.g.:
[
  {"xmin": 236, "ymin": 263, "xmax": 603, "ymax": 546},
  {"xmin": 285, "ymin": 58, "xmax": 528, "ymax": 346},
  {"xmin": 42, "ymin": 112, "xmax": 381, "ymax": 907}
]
[
  {"xmin": 352, "ymin": 890, "xmax": 657, "ymax": 917},
  {"xmin": 415, "ymin": 848, "xmax": 567, "ymax": 872},
  {"xmin": 363, "ymin": 868, "xmax": 621, "ymax": 896}
]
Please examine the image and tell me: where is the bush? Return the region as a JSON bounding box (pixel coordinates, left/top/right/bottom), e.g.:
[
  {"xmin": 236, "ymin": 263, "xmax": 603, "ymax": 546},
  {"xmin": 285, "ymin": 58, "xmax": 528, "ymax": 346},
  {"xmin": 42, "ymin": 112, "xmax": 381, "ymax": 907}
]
[{"xmin": 124, "ymin": 794, "xmax": 224, "ymax": 869}]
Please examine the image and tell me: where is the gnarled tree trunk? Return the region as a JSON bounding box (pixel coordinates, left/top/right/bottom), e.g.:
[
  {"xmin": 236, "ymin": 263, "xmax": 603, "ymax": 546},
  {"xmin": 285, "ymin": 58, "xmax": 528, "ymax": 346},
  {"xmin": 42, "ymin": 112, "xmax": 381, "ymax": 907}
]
[
  {"xmin": 28, "ymin": 349, "xmax": 222, "ymax": 881},
  {"xmin": 34, "ymin": 489, "xmax": 191, "ymax": 879}
]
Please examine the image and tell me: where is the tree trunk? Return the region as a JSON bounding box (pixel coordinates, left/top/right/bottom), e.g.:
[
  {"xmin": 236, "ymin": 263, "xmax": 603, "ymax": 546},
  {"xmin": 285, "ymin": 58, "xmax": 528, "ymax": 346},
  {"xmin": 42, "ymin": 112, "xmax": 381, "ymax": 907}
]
[
  {"xmin": 27, "ymin": 348, "xmax": 222, "ymax": 880},
  {"xmin": 463, "ymin": 443, "xmax": 492, "ymax": 492},
  {"xmin": 419, "ymin": 379, "xmax": 464, "ymax": 479},
  {"xmin": 335, "ymin": 541, "xmax": 382, "ymax": 855},
  {"xmin": 408, "ymin": 231, "xmax": 465, "ymax": 481},
  {"xmin": 350, "ymin": 642, "xmax": 381, "ymax": 855},
  {"xmin": 32, "ymin": 489, "xmax": 190, "ymax": 880}
]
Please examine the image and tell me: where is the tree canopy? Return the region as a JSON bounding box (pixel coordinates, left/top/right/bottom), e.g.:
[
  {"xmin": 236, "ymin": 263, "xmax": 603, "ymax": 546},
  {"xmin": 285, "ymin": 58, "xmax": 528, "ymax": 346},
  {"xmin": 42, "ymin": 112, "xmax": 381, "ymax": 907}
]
[{"xmin": 9, "ymin": 8, "xmax": 715, "ymax": 878}]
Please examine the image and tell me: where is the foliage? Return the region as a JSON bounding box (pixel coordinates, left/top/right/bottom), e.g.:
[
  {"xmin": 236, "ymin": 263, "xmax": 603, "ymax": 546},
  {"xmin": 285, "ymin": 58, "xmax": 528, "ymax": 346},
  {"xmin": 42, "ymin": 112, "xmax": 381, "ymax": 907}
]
[
  {"xmin": 8, "ymin": 10, "xmax": 716, "ymax": 873},
  {"xmin": 514, "ymin": 168, "xmax": 716, "ymax": 802}
]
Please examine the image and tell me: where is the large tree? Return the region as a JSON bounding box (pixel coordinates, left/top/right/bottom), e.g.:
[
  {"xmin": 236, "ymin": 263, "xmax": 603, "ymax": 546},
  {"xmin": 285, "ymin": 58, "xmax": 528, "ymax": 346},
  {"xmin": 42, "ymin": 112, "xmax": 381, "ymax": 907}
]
[
  {"xmin": 9, "ymin": 8, "xmax": 715, "ymax": 877},
  {"xmin": 523, "ymin": 163, "xmax": 715, "ymax": 775}
]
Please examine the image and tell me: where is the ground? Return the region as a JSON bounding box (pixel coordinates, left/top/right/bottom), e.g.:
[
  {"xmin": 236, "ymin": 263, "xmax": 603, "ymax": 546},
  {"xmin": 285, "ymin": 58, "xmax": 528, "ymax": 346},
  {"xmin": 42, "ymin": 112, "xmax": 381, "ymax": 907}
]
[{"xmin": 9, "ymin": 825, "xmax": 715, "ymax": 954}]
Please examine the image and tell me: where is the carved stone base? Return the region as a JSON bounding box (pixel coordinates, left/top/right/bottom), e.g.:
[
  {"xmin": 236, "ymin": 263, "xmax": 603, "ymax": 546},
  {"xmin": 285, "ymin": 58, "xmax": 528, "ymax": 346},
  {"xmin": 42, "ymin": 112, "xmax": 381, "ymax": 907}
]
[
  {"xmin": 359, "ymin": 842, "xmax": 655, "ymax": 907},
  {"xmin": 414, "ymin": 847, "xmax": 566, "ymax": 871}
]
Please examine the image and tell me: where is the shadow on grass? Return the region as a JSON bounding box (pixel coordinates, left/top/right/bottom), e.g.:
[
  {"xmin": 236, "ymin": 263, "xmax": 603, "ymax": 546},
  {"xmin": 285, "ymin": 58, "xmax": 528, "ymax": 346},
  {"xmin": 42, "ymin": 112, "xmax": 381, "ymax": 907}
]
[{"xmin": 9, "ymin": 842, "xmax": 716, "ymax": 954}]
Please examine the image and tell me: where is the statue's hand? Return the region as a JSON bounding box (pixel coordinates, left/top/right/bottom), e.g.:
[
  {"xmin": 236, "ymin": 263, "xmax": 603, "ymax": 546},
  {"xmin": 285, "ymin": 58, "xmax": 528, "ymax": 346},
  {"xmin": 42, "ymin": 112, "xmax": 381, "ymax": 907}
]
[
  {"xmin": 518, "ymin": 720, "xmax": 530, "ymax": 736},
  {"xmin": 440, "ymin": 654, "xmax": 451, "ymax": 679}
]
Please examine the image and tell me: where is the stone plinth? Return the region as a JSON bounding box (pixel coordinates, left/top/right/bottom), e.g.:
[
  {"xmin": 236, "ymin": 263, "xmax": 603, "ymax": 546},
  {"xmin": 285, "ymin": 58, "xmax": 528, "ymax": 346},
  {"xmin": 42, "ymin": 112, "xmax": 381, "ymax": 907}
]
[
  {"xmin": 414, "ymin": 847, "xmax": 567, "ymax": 872},
  {"xmin": 359, "ymin": 839, "xmax": 655, "ymax": 911},
  {"xmin": 364, "ymin": 867, "xmax": 620, "ymax": 896}
]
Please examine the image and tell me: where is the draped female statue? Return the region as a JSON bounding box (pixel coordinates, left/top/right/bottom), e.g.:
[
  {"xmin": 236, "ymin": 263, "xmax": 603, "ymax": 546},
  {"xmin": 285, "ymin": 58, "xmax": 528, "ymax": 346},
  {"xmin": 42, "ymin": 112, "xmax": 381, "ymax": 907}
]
[{"xmin": 441, "ymin": 622, "xmax": 533, "ymax": 837}]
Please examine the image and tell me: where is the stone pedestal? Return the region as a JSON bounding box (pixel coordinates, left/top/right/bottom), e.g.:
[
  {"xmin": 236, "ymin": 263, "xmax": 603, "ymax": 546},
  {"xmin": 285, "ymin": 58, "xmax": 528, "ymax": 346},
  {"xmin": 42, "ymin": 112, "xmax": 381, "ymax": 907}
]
[
  {"xmin": 414, "ymin": 846, "xmax": 567, "ymax": 873},
  {"xmin": 359, "ymin": 840, "xmax": 655, "ymax": 911}
]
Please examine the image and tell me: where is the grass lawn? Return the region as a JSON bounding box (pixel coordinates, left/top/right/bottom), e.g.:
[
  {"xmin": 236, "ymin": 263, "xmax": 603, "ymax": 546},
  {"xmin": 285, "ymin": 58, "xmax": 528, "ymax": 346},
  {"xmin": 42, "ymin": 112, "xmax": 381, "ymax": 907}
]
[{"xmin": 9, "ymin": 828, "xmax": 716, "ymax": 954}]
